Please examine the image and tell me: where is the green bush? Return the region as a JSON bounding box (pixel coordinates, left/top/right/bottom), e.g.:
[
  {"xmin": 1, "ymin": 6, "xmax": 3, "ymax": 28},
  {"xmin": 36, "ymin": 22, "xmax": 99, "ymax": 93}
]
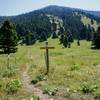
[
  {"xmin": 32, "ymin": 96, "xmax": 40, "ymax": 100},
  {"xmin": 6, "ymin": 79, "xmax": 21, "ymax": 94},
  {"xmin": 31, "ymin": 74, "xmax": 47, "ymax": 84},
  {"xmin": 80, "ymin": 83, "xmax": 98, "ymax": 93},
  {"xmin": 36, "ymin": 74, "xmax": 46, "ymax": 81},
  {"xmin": 43, "ymin": 87, "xmax": 58, "ymax": 96}
]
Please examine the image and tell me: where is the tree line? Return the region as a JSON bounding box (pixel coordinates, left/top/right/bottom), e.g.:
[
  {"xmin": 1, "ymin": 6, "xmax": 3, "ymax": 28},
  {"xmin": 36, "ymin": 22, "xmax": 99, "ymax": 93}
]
[{"xmin": 0, "ymin": 20, "xmax": 100, "ymax": 57}]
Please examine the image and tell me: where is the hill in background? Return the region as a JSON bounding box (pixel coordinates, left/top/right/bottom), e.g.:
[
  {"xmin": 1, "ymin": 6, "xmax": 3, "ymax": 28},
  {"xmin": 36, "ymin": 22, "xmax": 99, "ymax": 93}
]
[{"xmin": 0, "ymin": 5, "xmax": 100, "ymax": 44}]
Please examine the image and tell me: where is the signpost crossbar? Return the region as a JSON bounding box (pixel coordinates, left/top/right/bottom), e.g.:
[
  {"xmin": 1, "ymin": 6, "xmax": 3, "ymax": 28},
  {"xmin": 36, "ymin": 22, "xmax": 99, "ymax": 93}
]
[{"xmin": 40, "ymin": 41, "xmax": 54, "ymax": 74}]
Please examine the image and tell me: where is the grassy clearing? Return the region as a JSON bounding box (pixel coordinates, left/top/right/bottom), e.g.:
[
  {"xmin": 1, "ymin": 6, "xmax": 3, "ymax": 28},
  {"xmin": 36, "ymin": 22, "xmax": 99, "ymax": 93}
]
[
  {"xmin": 0, "ymin": 39, "xmax": 100, "ymax": 100},
  {"xmin": 28, "ymin": 39, "xmax": 100, "ymax": 100},
  {"xmin": 81, "ymin": 16, "xmax": 99, "ymax": 31}
]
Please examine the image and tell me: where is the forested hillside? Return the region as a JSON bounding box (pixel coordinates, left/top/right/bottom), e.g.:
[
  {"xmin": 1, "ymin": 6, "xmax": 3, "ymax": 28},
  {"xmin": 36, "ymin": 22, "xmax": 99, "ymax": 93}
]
[
  {"xmin": 0, "ymin": 5, "xmax": 100, "ymax": 45},
  {"xmin": 87, "ymin": 11, "xmax": 100, "ymax": 17}
]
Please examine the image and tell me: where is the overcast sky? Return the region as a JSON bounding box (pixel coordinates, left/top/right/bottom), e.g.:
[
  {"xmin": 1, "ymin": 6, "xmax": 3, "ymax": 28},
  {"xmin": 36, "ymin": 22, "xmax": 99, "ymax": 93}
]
[{"xmin": 0, "ymin": 0, "xmax": 100, "ymax": 16}]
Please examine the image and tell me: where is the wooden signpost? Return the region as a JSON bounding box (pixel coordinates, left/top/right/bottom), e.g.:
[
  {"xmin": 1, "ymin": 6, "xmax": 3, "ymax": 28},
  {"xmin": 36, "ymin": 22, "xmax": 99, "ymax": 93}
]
[{"xmin": 40, "ymin": 41, "xmax": 54, "ymax": 75}]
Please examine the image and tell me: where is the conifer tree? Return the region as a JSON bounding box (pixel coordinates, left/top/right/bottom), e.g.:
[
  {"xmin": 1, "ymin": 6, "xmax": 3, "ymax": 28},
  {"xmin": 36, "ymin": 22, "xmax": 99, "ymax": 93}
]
[
  {"xmin": 92, "ymin": 26, "xmax": 100, "ymax": 49},
  {"xmin": 0, "ymin": 20, "xmax": 18, "ymax": 67},
  {"xmin": 0, "ymin": 20, "xmax": 18, "ymax": 54}
]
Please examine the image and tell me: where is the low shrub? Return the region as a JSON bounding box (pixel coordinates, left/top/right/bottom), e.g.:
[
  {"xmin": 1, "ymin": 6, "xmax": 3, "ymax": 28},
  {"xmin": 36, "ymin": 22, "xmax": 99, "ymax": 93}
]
[
  {"xmin": 36, "ymin": 74, "xmax": 46, "ymax": 81},
  {"xmin": 43, "ymin": 87, "xmax": 58, "ymax": 96},
  {"xmin": 80, "ymin": 83, "xmax": 98, "ymax": 93},
  {"xmin": 6, "ymin": 79, "xmax": 21, "ymax": 94},
  {"xmin": 32, "ymin": 96, "xmax": 40, "ymax": 100},
  {"xmin": 31, "ymin": 74, "xmax": 47, "ymax": 84}
]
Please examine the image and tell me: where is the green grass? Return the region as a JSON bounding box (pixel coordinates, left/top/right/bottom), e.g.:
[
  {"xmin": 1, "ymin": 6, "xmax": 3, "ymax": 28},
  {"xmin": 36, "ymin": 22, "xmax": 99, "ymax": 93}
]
[{"xmin": 0, "ymin": 39, "xmax": 100, "ymax": 100}]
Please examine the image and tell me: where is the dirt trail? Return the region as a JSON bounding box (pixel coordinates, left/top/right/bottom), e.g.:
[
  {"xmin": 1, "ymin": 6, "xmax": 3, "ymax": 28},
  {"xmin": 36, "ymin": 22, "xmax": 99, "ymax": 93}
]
[
  {"xmin": 20, "ymin": 64, "xmax": 51, "ymax": 100},
  {"xmin": 20, "ymin": 64, "xmax": 69, "ymax": 100}
]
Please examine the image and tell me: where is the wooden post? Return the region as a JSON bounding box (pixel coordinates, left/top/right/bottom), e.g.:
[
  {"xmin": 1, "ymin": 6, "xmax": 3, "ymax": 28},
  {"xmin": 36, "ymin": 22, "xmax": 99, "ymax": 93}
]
[
  {"xmin": 45, "ymin": 41, "xmax": 49, "ymax": 74},
  {"xmin": 40, "ymin": 41, "xmax": 54, "ymax": 75}
]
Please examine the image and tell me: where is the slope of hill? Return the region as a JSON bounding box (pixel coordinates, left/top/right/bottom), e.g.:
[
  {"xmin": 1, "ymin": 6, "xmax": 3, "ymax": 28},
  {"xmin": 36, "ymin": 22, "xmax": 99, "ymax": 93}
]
[
  {"xmin": 87, "ymin": 11, "xmax": 100, "ymax": 17},
  {"xmin": 81, "ymin": 15, "xmax": 99, "ymax": 31},
  {"xmin": 0, "ymin": 5, "xmax": 100, "ymax": 44}
]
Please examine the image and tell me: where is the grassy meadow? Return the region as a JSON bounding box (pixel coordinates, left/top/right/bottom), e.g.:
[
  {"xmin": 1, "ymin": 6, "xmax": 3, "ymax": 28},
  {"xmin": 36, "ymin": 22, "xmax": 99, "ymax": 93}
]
[{"xmin": 0, "ymin": 39, "xmax": 100, "ymax": 100}]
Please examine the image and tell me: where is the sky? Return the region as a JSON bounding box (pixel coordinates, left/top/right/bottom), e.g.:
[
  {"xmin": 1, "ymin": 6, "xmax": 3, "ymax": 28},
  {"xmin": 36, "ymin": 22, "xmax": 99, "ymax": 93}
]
[{"xmin": 0, "ymin": 0, "xmax": 100, "ymax": 16}]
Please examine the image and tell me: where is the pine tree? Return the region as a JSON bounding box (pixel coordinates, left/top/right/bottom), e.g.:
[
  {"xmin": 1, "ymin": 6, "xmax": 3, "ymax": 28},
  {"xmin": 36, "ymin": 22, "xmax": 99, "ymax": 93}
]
[
  {"xmin": 52, "ymin": 32, "xmax": 58, "ymax": 39},
  {"xmin": 63, "ymin": 34, "xmax": 68, "ymax": 48},
  {"xmin": 25, "ymin": 30, "xmax": 36, "ymax": 45},
  {"xmin": 68, "ymin": 34, "xmax": 74, "ymax": 43},
  {"xmin": 92, "ymin": 26, "xmax": 100, "ymax": 49},
  {"xmin": 59, "ymin": 34, "xmax": 64, "ymax": 44},
  {"xmin": 59, "ymin": 34, "xmax": 71, "ymax": 48},
  {"xmin": 0, "ymin": 20, "xmax": 18, "ymax": 54},
  {"xmin": 39, "ymin": 32, "xmax": 47, "ymax": 42},
  {"xmin": 68, "ymin": 42, "xmax": 71, "ymax": 48}
]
